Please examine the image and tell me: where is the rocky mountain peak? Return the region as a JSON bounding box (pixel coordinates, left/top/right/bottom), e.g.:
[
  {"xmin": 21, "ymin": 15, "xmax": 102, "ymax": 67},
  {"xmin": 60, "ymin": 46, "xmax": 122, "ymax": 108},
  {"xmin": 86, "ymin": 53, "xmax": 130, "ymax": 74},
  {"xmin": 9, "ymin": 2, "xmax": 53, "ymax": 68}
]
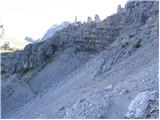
[
  {"xmin": 41, "ymin": 21, "xmax": 70, "ymax": 41},
  {"xmin": 117, "ymin": 4, "xmax": 123, "ymax": 13},
  {"xmin": 1, "ymin": 1, "xmax": 158, "ymax": 74},
  {"xmin": 87, "ymin": 16, "xmax": 92, "ymax": 23},
  {"xmin": 94, "ymin": 14, "xmax": 101, "ymax": 23}
]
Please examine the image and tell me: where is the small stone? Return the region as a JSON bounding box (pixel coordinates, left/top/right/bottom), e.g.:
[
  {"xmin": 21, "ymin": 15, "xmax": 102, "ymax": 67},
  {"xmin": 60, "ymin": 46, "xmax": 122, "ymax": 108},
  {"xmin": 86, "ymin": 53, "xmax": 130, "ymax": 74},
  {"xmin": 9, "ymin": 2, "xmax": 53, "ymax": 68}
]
[
  {"xmin": 78, "ymin": 98, "xmax": 86, "ymax": 103},
  {"xmin": 114, "ymin": 86, "xmax": 120, "ymax": 93},
  {"xmin": 59, "ymin": 106, "xmax": 65, "ymax": 111},
  {"xmin": 150, "ymin": 108, "xmax": 155, "ymax": 113},
  {"xmin": 142, "ymin": 79, "xmax": 145, "ymax": 82},
  {"xmin": 105, "ymin": 84, "xmax": 113, "ymax": 91},
  {"xmin": 95, "ymin": 89, "xmax": 99, "ymax": 93},
  {"xmin": 119, "ymin": 89, "xmax": 130, "ymax": 95},
  {"xmin": 144, "ymin": 59, "xmax": 149, "ymax": 63}
]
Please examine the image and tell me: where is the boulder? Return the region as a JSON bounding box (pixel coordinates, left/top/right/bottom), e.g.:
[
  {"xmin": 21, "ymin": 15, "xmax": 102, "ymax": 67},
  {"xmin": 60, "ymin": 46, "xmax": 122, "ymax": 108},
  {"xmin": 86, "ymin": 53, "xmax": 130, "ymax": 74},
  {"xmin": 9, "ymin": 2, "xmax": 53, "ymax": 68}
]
[{"xmin": 125, "ymin": 90, "xmax": 158, "ymax": 118}]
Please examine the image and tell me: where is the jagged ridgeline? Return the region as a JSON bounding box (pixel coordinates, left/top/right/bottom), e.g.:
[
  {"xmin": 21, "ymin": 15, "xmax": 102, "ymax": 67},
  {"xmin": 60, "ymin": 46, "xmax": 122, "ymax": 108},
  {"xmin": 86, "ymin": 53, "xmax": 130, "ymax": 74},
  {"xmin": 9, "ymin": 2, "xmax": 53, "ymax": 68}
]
[{"xmin": 1, "ymin": 1, "xmax": 159, "ymax": 74}]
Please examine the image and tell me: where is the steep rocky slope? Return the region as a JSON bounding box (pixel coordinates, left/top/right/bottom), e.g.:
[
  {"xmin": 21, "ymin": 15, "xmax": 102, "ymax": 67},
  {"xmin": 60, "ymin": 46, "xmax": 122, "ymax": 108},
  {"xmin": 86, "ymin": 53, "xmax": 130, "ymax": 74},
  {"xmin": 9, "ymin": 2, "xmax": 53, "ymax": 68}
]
[{"xmin": 1, "ymin": 1, "xmax": 159, "ymax": 119}]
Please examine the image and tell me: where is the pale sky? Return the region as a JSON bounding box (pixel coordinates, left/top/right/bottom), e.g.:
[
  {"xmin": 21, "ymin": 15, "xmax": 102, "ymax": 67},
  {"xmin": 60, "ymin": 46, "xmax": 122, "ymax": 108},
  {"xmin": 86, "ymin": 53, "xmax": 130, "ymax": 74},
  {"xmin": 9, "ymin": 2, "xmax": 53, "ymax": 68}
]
[{"xmin": 0, "ymin": 0, "xmax": 128, "ymax": 40}]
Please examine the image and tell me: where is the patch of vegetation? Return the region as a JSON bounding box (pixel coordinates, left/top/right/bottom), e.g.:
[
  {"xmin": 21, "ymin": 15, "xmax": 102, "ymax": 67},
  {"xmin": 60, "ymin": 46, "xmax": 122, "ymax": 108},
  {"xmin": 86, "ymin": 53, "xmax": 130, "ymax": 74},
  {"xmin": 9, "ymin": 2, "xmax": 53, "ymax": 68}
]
[
  {"xmin": 45, "ymin": 54, "xmax": 53, "ymax": 59},
  {"xmin": 22, "ymin": 68, "xmax": 31, "ymax": 74},
  {"xmin": 18, "ymin": 54, "xmax": 55, "ymax": 80},
  {"xmin": 133, "ymin": 39, "xmax": 142, "ymax": 48}
]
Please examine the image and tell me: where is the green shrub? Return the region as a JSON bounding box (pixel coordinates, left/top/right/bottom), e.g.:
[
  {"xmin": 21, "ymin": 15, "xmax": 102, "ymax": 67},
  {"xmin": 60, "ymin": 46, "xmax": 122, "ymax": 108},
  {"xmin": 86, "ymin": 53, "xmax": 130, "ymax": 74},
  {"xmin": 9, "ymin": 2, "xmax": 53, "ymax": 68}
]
[
  {"xmin": 22, "ymin": 68, "xmax": 30, "ymax": 74},
  {"xmin": 133, "ymin": 39, "xmax": 141, "ymax": 48}
]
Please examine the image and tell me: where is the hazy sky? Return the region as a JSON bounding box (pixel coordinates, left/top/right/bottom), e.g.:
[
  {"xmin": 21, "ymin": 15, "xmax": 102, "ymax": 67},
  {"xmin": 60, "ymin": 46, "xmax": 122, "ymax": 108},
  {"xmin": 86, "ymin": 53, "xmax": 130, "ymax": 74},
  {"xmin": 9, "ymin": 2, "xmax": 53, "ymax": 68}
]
[{"xmin": 0, "ymin": 0, "xmax": 128, "ymax": 40}]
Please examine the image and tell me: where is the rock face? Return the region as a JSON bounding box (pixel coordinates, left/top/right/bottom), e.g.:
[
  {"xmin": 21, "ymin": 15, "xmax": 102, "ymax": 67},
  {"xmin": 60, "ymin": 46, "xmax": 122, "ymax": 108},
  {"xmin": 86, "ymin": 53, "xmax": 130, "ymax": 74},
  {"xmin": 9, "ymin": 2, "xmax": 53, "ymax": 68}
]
[
  {"xmin": 87, "ymin": 17, "xmax": 92, "ymax": 23},
  {"xmin": 1, "ymin": 41, "xmax": 57, "ymax": 73},
  {"xmin": 125, "ymin": 90, "xmax": 158, "ymax": 118},
  {"xmin": 1, "ymin": 1, "xmax": 159, "ymax": 119},
  {"xmin": 94, "ymin": 14, "xmax": 101, "ymax": 23},
  {"xmin": 2, "ymin": 0, "xmax": 157, "ymax": 74},
  {"xmin": 117, "ymin": 5, "xmax": 123, "ymax": 13}
]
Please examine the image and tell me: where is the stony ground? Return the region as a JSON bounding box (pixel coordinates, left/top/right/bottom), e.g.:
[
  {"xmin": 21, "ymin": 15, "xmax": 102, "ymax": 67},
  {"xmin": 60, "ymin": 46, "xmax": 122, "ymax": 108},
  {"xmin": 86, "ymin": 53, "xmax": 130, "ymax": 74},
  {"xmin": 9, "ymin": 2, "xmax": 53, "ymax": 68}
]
[{"xmin": 1, "ymin": 1, "xmax": 159, "ymax": 119}]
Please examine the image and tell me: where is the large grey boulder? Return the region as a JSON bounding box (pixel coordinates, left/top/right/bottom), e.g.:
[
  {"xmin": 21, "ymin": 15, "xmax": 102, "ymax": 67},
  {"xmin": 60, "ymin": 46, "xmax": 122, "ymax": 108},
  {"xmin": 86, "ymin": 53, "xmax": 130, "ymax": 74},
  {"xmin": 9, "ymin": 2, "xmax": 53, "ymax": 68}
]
[{"xmin": 125, "ymin": 90, "xmax": 158, "ymax": 118}]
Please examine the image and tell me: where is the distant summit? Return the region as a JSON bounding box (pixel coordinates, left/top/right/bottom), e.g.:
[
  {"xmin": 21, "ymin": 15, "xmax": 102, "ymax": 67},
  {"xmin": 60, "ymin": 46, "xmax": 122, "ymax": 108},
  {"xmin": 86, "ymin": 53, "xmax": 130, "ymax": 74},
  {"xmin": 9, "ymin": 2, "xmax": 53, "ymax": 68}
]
[
  {"xmin": 41, "ymin": 21, "xmax": 70, "ymax": 41},
  {"xmin": 24, "ymin": 36, "xmax": 35, "ymax": 43},
  {"xmin": 24, "ymin": 36, "xmax": 40, "ymax": 43}
]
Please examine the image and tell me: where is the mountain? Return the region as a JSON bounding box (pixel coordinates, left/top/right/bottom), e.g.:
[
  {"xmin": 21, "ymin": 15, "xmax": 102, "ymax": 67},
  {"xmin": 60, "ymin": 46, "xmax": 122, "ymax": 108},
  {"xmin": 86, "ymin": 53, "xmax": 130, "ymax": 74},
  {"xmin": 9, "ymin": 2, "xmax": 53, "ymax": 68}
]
[
  {"xmin": 24, "ymin": 22, "xmax": 70, "ymax": 44},
  {"xmin": 1, "ymin": 1, "xmax": 159, "ymax": 119},
  {"xmin": 41, "ymin": 21, "xmax": 70, "ymax": 41},
  {"xmin": 24, "ymin": 36, "xmax": 35, "ymax": 43}
]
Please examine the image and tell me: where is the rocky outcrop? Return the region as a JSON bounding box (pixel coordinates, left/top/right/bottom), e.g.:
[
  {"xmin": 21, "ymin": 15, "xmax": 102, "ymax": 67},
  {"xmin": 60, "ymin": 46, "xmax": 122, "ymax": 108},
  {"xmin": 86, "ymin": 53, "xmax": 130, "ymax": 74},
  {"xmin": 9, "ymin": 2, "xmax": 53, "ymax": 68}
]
[
  {"xmin": 1, "ymin": 1, "xmax": 158, "ymax": 74},
  {"xmin": 94, "ymin": 14, "xmax": 101, "ymax": 23},
  {"xmin": 1, "ymin": 41, "xmax": 57, "ymax": 73},
  {"xmin": 87, "ymin": 17, "xmax": 92, "ymax": 23},
  {"xmin": 125, "ymin": 90, "xmax": 158, "ymax": 119},
  {"xmin": 117, "ymin": 5, "xmax": 123, "ymax": 13}
]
